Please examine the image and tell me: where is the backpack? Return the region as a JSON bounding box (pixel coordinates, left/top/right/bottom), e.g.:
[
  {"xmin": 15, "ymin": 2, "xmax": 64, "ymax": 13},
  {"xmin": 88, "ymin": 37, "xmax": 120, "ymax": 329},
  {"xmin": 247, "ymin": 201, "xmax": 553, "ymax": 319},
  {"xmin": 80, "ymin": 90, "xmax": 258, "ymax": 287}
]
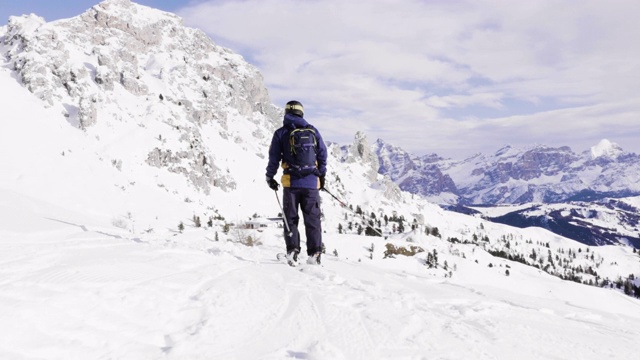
[{"xmin": 287, "ymin": 126, "xmax": 318, "ymax": 178}]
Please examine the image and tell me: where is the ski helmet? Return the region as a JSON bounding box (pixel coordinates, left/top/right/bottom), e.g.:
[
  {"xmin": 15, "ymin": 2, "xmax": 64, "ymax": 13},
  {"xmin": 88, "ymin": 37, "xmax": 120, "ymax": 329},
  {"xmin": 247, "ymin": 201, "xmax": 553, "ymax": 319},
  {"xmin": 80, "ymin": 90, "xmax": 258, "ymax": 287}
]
[{"xmin": 285, "ymin": 100, "xmax": 304, "ymax": 117}]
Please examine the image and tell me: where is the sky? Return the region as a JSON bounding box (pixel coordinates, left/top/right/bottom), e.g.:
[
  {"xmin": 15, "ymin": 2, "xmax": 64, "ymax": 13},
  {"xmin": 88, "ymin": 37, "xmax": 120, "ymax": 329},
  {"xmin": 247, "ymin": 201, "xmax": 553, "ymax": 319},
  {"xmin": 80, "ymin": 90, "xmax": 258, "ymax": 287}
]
[{"xmin": 2, "ymin": 0, "xmax": 640, "ymax": 159}]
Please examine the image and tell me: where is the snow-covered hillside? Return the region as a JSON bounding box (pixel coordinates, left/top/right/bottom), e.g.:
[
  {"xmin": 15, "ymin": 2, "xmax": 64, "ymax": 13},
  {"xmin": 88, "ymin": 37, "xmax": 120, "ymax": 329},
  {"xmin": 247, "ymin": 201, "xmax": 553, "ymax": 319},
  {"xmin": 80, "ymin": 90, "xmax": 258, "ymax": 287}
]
[
  {"xmin": 470, "ymin": 197, "xmax": 640, "ymax": 248},
  {"xmin": 2, "ymin": 187, "xmax": 640, "ymax": 359},
  {"xmin": 1, "ymin": 1, "xmax": 640, "ymax": 359},
  {"xmin": 0, "ymin": 0, "xmax": 284, "ymax": 228}
]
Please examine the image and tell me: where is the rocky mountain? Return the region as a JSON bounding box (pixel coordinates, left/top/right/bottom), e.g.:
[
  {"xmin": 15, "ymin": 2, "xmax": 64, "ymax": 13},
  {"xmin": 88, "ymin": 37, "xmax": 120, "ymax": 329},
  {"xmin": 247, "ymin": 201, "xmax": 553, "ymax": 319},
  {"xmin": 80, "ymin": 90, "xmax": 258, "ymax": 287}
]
[
  {"xmin": 376, "ymin": 138, "xmax": 640, "ymax": 205},
  {"xmin": 375, "ymin": 138, "xmax": 640, "ymax": 248},
  {"xmin": 0, "ymin": 0, "xmax": 410, "ymax": 230},
  {"xmin": 1, "ymin": 0, "xmax": 283, "ymax": 231},
  {"xmin": 374, "ymin": 139, "xmax": 458, "ymax": 199},
  {"xmin": 2, "ymin": 0, "xmax": 281, "ymax": 196}
]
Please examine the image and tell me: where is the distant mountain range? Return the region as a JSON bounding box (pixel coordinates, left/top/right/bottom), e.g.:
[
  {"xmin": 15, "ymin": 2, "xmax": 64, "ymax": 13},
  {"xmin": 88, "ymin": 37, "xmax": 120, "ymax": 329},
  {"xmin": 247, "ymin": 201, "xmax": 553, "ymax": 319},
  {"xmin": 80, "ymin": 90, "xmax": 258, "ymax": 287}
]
[{"xmin": 375, "ymin": 138, "xmax": 640, "ymax": 205}]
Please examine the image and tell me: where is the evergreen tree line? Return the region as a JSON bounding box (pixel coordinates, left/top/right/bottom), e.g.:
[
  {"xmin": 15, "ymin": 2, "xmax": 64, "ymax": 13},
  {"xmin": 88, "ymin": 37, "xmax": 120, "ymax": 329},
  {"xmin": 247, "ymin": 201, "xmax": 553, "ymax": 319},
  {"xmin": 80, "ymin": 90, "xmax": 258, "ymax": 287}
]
[{"xmin": 450, "ymin": 231, "xmax": 640, "ymax": 299}]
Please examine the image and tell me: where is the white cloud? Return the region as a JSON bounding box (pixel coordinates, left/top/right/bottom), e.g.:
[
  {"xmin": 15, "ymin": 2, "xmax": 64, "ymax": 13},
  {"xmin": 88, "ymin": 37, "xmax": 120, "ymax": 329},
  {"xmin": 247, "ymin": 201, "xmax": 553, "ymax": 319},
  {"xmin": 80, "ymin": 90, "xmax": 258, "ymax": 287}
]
[{"xmin": 179, "ymin": 0, "xmax": 640, "ymax": 158}]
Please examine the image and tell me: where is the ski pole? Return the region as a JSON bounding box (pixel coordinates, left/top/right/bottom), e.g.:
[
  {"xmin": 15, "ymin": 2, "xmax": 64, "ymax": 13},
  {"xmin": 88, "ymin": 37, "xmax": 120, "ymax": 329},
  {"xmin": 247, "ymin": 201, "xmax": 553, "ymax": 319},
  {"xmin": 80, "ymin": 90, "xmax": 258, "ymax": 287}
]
[
  {"xmin": 321, "ymin": 188, "xmax": 387, "ymax": 239},
  {"xmin": 274, "ymin": 190, "xmax": 293, "ymax": 237},
  {"xmin": 321, "ymin": 188, "xmax": 348, "ymax": 208}
]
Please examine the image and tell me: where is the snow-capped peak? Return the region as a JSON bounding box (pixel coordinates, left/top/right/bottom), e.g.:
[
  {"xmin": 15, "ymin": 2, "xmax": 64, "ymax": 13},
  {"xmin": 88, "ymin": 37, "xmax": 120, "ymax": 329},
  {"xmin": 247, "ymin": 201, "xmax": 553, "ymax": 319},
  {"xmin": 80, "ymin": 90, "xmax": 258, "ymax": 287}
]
[
  {"xmin": 87, "ymin": 0, "xmax": 182, "ymax": 27},
  {"xmin": 6, "ymin": 13, "xmax": 45, "ymax": 33},
  {"xmin": 590, "ymin": 139, "xmax": 623, "ymax": 159}
]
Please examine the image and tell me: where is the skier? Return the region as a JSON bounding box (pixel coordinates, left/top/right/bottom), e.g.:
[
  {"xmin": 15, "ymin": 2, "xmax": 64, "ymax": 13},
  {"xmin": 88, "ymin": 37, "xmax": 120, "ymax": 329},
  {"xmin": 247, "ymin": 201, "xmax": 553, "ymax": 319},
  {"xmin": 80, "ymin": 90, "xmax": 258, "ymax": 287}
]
[{"xmin": 266, "ymin": 100, "xmax": 327, "ymax": 265}]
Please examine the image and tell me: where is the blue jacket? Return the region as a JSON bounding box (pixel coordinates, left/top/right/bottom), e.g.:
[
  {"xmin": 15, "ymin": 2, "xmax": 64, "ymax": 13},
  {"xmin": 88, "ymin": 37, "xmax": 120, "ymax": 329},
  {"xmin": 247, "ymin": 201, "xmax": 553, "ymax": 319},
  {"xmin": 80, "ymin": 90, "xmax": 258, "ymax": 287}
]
[{"xmin": 266, "ymin": 113, "xmax": 327, "ymax": 189}]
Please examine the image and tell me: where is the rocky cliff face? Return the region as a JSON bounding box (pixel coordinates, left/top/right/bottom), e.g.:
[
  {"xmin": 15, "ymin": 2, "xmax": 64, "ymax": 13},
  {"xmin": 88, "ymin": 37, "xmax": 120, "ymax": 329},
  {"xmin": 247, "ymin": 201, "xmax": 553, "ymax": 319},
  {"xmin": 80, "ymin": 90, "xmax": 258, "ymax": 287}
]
[
  {"xmin": 374, "ymin": 139, "xmax": 457, "ymax": 197},
  {"xmin": 3, "ymin": 0, "xmax": 275, "ymax": 122},
  {"xmin": 1, "ymin": 0, "xmax": 279, "ymax": 193},
  {"xmin": 341, "ymin": 132, "xmax": 382, "ymax": 183}
]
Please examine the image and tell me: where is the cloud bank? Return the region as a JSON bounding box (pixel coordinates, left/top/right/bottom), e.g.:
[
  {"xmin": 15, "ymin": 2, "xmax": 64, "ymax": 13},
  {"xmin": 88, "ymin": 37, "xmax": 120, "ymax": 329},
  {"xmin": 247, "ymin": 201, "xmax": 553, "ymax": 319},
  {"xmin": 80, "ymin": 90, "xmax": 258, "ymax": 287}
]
[{"xmin": 179, "ymin": 0, "xmax": 640, "ymax": 158}]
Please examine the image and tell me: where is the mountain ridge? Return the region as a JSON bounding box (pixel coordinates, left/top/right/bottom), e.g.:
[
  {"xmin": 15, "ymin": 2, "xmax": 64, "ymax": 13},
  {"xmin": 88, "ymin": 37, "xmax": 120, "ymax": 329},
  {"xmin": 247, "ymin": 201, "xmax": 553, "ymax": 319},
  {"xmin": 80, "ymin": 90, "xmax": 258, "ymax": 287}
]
[{"xmin": 375, "ymin": 137, "xmax": 640, "ymax": 205}]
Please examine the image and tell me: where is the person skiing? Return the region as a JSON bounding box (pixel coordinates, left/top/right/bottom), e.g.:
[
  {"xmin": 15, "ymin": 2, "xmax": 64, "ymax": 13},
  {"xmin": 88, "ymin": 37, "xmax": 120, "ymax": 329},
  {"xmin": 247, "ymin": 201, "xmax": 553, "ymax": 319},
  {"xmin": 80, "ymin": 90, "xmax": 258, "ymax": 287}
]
[{"xmin": 266, "ymin": 100, "xmax": 327, "ymax": 266}]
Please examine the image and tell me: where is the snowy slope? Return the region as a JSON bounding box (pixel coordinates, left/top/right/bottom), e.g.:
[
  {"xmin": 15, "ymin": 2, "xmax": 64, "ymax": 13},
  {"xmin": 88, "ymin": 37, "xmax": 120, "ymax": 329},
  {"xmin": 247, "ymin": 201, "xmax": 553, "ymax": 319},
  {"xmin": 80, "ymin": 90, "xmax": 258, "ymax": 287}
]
[
  {"xmin": 473, "ymin": 197, "xmax": 640, "ymax": 248},
  {"xmin": 1, "ymin": 1, "xmax": 640, "ymax": 359},
  {"xmin": 1, "ymin": 191, "xmax": 640, "ymax": 359}
]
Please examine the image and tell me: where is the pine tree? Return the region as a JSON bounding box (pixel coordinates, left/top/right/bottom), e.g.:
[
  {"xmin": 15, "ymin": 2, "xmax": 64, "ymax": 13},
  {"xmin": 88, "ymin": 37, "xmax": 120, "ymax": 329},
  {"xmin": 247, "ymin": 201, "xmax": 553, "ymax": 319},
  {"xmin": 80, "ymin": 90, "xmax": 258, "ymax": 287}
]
[
  {"xmin": 178, "ymin": 222, "xmax": 185, "ymax": 233},
  {"xmin": 624, "ymin": 279, "xmax": 633, "ymax": 295},
  {"xmin": 426, "ymin": 252, "xmax": 434, "ymax": 268}
]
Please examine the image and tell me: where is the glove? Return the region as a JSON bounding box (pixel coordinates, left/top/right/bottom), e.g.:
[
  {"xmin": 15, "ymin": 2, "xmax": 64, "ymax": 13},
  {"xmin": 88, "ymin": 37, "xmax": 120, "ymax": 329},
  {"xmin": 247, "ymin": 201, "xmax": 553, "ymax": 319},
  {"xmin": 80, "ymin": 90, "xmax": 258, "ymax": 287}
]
[
  {"xmin": 267, "ymin": 177, "xmax": 279, "ymax": 191},
  {"xmin": 319, "ymin": 176, "xmax": 325, "ymax": 190}
]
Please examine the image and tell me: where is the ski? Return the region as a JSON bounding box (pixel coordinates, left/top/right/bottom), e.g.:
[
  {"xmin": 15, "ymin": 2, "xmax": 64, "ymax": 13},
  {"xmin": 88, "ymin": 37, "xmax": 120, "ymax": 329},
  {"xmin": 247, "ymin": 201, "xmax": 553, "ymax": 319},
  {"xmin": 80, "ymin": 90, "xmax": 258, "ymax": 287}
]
[
  {"xmin": 276, "ymin": 252, "xmax": 323, "ymax": 267},
  {"xmin": 276, "ymin": 252, "xmax": 297, "ymax": 267}
]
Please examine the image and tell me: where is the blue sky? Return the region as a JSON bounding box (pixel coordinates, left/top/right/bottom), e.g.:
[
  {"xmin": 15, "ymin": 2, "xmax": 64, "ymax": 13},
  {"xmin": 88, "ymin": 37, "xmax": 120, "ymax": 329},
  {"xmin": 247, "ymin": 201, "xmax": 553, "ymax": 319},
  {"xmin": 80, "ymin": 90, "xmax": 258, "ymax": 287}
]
[
  {"xmin": 3, "ymin": 0, "xmax": 640, "ymax": 159},
  {"xmin": 0, "ymin": 1, "xmax": 180, "ymax": 23}
]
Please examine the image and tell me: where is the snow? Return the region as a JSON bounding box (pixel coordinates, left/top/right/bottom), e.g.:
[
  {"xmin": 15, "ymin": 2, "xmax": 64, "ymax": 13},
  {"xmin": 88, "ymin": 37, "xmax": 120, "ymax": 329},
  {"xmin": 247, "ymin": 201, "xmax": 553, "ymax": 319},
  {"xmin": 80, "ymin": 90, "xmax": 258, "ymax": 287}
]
[
  {"xmin": 590, "ymin": 138, "xmax": 623, "ymax": 159},
  {"xmin": 1, "ymin": 1, "xmax": 639, "ymax": 359},
  {"xmin": 470, "ymin": 203, "xmax": 540, "ymax": 218},
  {"xmin": 2, "ymin": 196, "xmax": 640, "ymax": 359},
  {"xmin": 6, "ymin": 14, "xmax": 45, "ymax": 34},
  {"xmin": 623, "ymin": 196, "xmax": 640, "ymax": 209}
]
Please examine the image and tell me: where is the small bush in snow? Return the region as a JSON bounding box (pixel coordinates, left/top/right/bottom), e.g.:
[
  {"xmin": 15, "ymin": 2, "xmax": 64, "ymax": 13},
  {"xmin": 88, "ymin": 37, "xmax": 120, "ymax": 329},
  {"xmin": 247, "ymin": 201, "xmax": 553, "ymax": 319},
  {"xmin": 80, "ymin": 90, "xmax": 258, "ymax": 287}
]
[{"xmin": 383, "ymin": 243, "xmax": 424, "ymax": 259}]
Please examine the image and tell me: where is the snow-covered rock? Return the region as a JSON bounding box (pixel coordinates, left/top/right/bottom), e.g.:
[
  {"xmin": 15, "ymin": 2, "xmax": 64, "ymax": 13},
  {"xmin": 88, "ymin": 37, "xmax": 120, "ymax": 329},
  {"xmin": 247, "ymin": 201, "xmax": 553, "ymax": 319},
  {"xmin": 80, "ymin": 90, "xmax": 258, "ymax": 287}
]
[{"xmin": 591, "ymin": 138, "xmax": 624, "ymax": 159}]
